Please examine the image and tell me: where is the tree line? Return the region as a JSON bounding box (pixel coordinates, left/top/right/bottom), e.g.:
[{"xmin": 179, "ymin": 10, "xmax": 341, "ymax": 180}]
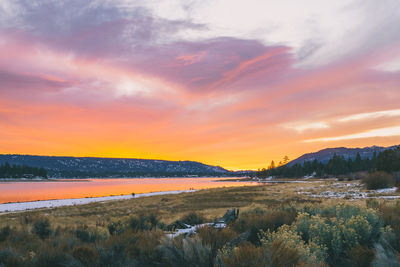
[
  {"xmin": 256, "ymin": 146, "xmax": 400, "ymax": 178},
  {"xmin": 0, "ymin": 162, "xmax": 47, "ymax": 178}
]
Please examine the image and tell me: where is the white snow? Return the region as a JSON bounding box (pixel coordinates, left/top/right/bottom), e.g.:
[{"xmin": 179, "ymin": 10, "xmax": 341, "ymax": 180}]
[
  {"xmin": 166, "ymin": 222, "xmax": 226, "ymax": 238},
  {"xmin": 0, "ymin": 190, "xmax": 196, "ymax": 213},
  {"xmin": 296, "ymin": 182, "xmax": 400, "ymax": 200},
  {"xmin": 374, "ymin": 187, "xmax": 398, "ymax": 194}
]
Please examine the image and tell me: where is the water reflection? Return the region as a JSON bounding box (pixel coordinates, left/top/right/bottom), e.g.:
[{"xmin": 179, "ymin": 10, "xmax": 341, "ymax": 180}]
[{"xmin": 0, "ymin": 177, "xmax": 257, "ymax": 203}]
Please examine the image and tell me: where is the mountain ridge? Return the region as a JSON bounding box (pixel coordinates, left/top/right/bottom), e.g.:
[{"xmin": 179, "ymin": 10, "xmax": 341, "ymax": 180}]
[
  {"xmin": 0, "ymin": 154, "xmax": 232, "ymax": 178},
  {"xmin": 288, "ymin": 144, "xmax": 399, "ymax": 166}
]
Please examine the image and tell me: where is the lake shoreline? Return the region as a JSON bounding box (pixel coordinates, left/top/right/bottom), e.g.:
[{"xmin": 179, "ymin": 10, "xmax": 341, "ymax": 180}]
[
  {"xmin": 0, "ymin": 178, "xmax": 91, "ymax": 182},
  {"xmin": 0, "ymin": 177, "xmax": 258, "ymax": 209},
  {"xmin": 0, "ymin": 189, "xmax": 197, "ymax": 214},
  {"xmin": 0, "ymin": 176, "xmax": 247, "ymax": 182}
]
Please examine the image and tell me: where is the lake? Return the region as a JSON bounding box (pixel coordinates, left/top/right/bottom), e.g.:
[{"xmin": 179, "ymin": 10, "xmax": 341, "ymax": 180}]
[{"xmin": 0, "ymin": 177, "xmax": 257, "ymax": 203}]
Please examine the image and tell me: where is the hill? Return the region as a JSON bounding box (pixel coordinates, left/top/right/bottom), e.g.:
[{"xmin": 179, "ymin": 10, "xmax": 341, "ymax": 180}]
[
  {"xmin": 0, "ymin": 154, "xmax": 232, "ymax": 178},
  {"xmin": 288, "ymin": 145, "xmax": 399, "ymax": 166}
]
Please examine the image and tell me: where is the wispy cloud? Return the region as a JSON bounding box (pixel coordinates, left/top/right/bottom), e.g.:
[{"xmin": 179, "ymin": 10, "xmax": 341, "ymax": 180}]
[
  {"xmin": 0, "ymin": 0, "xmax": 400, "ymax": 169},
  {"xmin": 284, "ymin": 122, "xmax": 330, "ymax": 133},
  {"xmin": 338, "ymin": 109, "xmax": 400, "ymax": 122},
  {"xmin": 305, "ymin": 126, "xmax": 400, "ymax": 142}
]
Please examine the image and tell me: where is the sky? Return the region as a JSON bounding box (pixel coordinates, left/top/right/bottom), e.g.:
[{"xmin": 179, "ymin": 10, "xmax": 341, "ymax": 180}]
[{"xmin": 0, "ymin": 0, "xmax": 400, "ymax": 170}]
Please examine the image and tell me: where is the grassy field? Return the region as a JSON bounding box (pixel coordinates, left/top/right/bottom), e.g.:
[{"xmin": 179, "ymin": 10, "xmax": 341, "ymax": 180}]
[
  {"xmin": 1, "ymin": 179, "xmax": 397, "ymax": 228},
  {"xmin": 2, "ymin": 180, "xmax": 400, "ymax": 266}
]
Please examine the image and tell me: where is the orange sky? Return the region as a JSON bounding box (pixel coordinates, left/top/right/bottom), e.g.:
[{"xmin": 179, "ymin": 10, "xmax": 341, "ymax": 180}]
[{"xmin": 1, "ymin": 1, "xmax": 400, "ymax": 170}]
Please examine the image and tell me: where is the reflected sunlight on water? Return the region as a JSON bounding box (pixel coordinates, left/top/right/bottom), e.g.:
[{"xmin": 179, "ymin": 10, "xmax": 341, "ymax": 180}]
[{"xmin": 0, "ymin": 177, "xmax": 258, "ymax": 203}]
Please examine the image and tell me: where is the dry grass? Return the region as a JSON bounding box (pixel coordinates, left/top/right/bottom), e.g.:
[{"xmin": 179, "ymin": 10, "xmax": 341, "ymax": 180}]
[
  {"xmin": 0, "ymin": 183, "xmax": 312, "ymax": 227},
  {"xmin": 1, "ymin": 180, "xmax": 398, "ymax": 229}
]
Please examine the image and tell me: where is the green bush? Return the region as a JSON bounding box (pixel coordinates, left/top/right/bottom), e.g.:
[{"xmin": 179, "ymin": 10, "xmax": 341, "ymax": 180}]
[
  {"xmin": 108, "ymin": 220, "xmax": 124, "ymax": 236},
  {"xmin": 100, "ymin": 235, "xmax": 128, "ymax": 266},
  {"xmin": 292, "ymin": 204, "xmax": 383, "ymax": 265},
  {"xmin": 125, "ymin": 230, "xmax": 163, "ymax": 264},
  {"xmin": 129, "ymin": 213, "xmax": 161, "ymax": 231},
  {"xmin": 268, "ymin": 239, "xmax": 302, "ymax": 267},
  {"xmin": 76, "ymin": 226, "xmax": 98, "ymax": 243},
  {"xmin": 372, "ymin": 243, "xmax": 400, "ymax": 267},
  {"xmin": 2, "ymin": 201, "xmax": 400, "ymax": 266},
  {"xmin": 0, "ymin": 226, "xmax": 11, "ymax": 242},
  {"xmin": 33, "ymin": 246, "xmax": 73, "ymax": 267},
  {"xmin": 362, "ymin": 171, "xmax": 394, "ymax": 190},
  {"xmin": 0, "ymin": 248, "xmax": 23, "ymax": 267},
  {"xmin": 159, "ymin": 236, "xmax": 212, "ymax": 267},
  {"xmin": 260, "ymin": 224, "xmax": 326, "ymax": 266},
  {"xmin": 32, "ymin": 218, "xmax": 52, "ymax": 239},
  {"xmin": 72, "ymin": 245, "xmax": 99, "ymax": 266},
  {"xmin": 217, "ymin": 241, "xmax": 266, "ymax": 267},
  {"xmin": 231, "ymin": 208, "xmax": 297, "ymax": 244},
  {"xmin": 197, "ymin": 226, "xmax": 237, "ymax": 265},
  {"xmin": 373, "ymin": 201, "xmax": 400, "ymax": 251},
  {"xmin": 347, "ymin": 245, "xmax": 375, "ymax": 267},
  {"xmin": 181, "ymin": 212, "xmax": 205, "ymax": 225}
]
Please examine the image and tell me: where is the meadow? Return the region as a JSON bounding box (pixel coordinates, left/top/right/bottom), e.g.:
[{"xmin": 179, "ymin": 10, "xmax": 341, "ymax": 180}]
[{"xmin": 1, "ymin": 180, "xmax": 400, "ymax": 266}]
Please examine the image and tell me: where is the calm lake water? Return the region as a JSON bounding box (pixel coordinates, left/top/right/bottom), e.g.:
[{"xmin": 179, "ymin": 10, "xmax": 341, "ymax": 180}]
[{"xmin": 0, "ymin": 177, "xmax": 257, "ymax": 203}]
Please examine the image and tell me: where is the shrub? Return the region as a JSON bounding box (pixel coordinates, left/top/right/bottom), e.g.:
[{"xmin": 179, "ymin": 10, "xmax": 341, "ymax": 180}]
[
  {"xmin": 108, "ymin": 220, "xmax": 124, "ymax": 236},
  {"xmin": 197, "ymin": 226, "xmax": 237, "ymax": 251},
  {"xmin": 373, "ymin": 201, "xmax": 400, "ymax": 250},
  {"xmin": 72, "ymin": 245, "xmax": 99, "ymax": 266},
  {"xmin": 362, "ymin": 171, "xmax": 394, "ymax": 190},
  {"xmin": 76, "ymin": 226, "xmax": 98, "ymax": 243},
  {"xmin": 0, "ymin": 248, "xmax": 23, "ymax": 267},
  {"xmin": 0, "ymin": 226, "xmax": 11, "ymax": 242},
  {"xmin": 32, "ymin": 218, "xmax": 52, "ymax": 239},
  {"xmin": 393, "ymin": 172, "xmax": 400, "ymax": 186},
  {"xmin": 159, "ymin": 236, "xmax": 212, "ymax": 267},
  {"xmin": 129, "ymin": 213, "xmax": 161, "ymax": 231},
  {"xmin": 125, "ymin": 230, "xmax": 164, "ymax": 264},
  {"xmin": 260, "ymin": 224, "xmax": 326, "ymax": 266},
  {"xmin": 33, "ymin": 246, "xmax": 74, "ymax": 267},
  {"xmin": 268, "ymin": 239, "xmax": 302, "ymax": 267},
  {"xmin": 372, "ymin": 243, "xmax": 400, "ymax": 267},
  {"xmin": 217, "ymin": 242, "xmax": 266, "ymax": 267},
  {"xmin": 76, "ymin": 228, "xmax": 90, "ymax": 242},
  {"xmin": 197, "ymin": 226, "xmax": 237, "ymax": 264},
  {"xmin": 231, "ymin": 208, "xmax": 297, "ymax": 244},
  {"xmin": 292, "ymin": 205, "xmax": 383, "ymax": 265},
  {"xmin": 100, "ymin": 235, "xmax": 128, "ymax": 266},
  {"xmin": 347, "ymin": 245, "xmax": 375, "ymax": 267},
  {"xmin": 353, "ymin": 171, "xmax": 368, "ymax": 180},
  {"xmin": 181, "ymin": 212, "xmax": 205, "ymax": 225}
]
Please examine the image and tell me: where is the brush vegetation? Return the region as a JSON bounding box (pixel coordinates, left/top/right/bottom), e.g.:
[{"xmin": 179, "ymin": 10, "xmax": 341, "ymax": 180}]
[{"xmin": 1, "ymin": 182, "xmax": 400, "ymax": 266}]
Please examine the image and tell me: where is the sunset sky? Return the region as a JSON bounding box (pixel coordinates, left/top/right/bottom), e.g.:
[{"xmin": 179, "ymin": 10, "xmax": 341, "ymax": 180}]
[{"xmin": 1, "ymin": 0, "xmax": 400, "ymax": 170}]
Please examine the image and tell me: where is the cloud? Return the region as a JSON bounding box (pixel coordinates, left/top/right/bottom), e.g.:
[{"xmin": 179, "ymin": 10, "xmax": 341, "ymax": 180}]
[
  {"xmin": 284, "ymin": 122, "xmax": 330, "ymax": 133},
  {"xmin": 285, "ymin": 108, "xmax": 400, "ymax": 134},
  {"xmin": 0, "ymin": 71, "xmax": 70, "ymax": 91},
  {"xmin": 133, "ymin": 38, "xmax": 292, "ymax": 92},
  {"xmin": 305, "ymin": 126, "xmax": 400, "ymax": 142},
  {"xmin": 375, "ymin": 56, "xmax": 400, "ymax": 72},
  {"xmin": 0, "ymin": 0, "xmax": 400, "ymax": 169},
  {"xmin": 0, "ymin": 1, "xmax": 205, "ymax": 60},
  {"xmin": 338, "ymin": 109, "xmax": 400, "ymax": 122}
]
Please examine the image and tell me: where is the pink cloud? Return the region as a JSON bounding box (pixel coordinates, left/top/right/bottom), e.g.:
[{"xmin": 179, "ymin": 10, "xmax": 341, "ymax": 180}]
[{"xmin": 0, "ymin": 2, "xmax": 400, "ymax": 169}]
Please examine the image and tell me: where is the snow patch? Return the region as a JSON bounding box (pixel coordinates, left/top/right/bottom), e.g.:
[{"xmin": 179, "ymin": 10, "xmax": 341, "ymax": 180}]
[{"xmin": 374, "ymin": 187, "xmax": 398, "ymax": 194}]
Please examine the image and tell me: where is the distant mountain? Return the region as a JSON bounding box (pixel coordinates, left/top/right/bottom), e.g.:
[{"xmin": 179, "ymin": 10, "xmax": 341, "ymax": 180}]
[
  {"xmin": 288, "ymin": 145, "xmax": 399, "ymax": 166},
  {"xmin": 0, "ymin": 155, "xmax": 232, "ymax": 178}
]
